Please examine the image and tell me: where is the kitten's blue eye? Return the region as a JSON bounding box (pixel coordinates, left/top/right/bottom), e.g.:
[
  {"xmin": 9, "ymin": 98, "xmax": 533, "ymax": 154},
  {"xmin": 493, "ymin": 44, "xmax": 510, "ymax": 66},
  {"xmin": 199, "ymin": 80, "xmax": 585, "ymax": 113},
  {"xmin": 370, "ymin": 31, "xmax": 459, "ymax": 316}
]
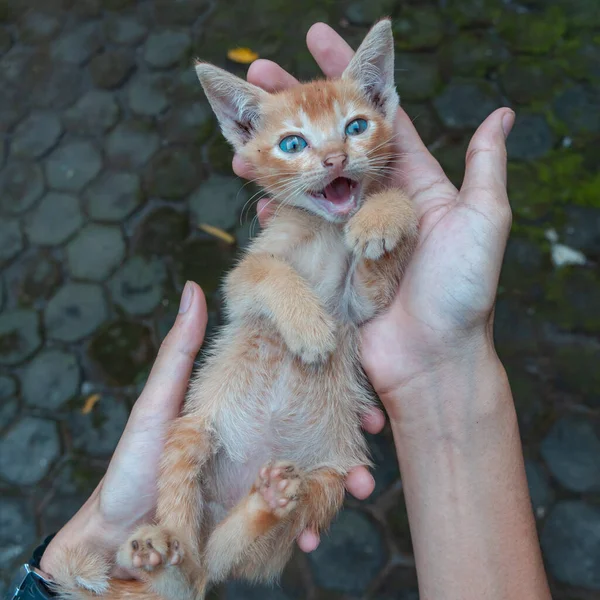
[
  {"xmin": 346, "ymin": 118, "xmax": 368, "ymax": 136},
  {"xmin": 279, "ymin": 135, "xmax": 308, "ymax": 153}
]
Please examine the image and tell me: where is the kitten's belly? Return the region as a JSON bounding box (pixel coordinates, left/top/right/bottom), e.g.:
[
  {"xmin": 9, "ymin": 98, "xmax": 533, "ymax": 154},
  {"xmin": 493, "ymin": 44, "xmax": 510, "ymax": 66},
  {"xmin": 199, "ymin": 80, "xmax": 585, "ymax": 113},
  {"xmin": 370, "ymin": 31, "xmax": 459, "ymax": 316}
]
[{"xmin": 205, "ymin": 329, "xmax": 365, "ymax": 511}]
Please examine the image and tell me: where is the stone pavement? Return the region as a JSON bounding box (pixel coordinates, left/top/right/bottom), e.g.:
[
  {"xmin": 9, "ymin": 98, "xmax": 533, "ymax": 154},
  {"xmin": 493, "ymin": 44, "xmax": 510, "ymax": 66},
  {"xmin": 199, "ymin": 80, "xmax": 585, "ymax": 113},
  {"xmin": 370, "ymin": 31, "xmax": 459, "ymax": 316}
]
[{"xmin": 0, "ymin": 0, "xmax": 599, "ymax": 598}]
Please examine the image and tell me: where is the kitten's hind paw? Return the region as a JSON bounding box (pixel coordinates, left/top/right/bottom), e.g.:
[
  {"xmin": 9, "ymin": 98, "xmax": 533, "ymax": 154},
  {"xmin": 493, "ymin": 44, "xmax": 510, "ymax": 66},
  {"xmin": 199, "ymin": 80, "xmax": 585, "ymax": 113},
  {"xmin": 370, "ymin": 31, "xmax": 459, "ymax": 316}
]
[
  {"xmin": 256, "ymin": 461, "xmax": 304, "ymax": 518},
  {"xmin": 118, "ymin": 525, "xmax": 184, "ymax": 573}
]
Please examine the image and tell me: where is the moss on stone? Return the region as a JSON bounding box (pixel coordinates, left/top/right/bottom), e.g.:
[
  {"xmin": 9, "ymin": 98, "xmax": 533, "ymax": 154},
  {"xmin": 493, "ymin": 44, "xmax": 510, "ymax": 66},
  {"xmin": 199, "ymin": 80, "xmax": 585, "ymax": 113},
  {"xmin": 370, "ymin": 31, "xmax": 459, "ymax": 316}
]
[
  {"xmin": 394, "ymin": 7, "xmax": 445, "ymax": 51},
  {"xmin": 444, "ymin": 0, "xmax": 503, "ymax": 28},
  {"xmin": 499, "ymin": 57, "xmax": 566, "ymax": 104},
  {"xmin": 542, "ymin": 267, "xmax": 600, "ymax": 334},
  {"xmin": 440, "ymin": 32, "xmax": 510, "ymax": 78},
  {"xmin": 499, "ymin": 6, "xmax": 566, "ymax": 54}
]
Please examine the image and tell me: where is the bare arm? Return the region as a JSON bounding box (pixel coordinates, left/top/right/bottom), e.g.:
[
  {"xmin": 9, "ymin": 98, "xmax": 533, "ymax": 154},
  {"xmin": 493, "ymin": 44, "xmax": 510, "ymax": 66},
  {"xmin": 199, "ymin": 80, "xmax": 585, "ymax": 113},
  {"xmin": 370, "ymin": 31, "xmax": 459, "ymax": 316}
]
[{"xmin": 387, "ymin": 346, "xmax": 550, "ymax": 600}]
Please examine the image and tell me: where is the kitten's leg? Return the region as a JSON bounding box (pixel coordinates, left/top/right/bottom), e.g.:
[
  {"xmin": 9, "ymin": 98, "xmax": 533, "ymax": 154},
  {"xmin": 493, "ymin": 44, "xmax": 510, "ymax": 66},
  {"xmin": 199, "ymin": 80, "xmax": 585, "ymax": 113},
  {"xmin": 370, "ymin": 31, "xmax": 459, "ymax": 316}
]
[
  {"xmin": 224, "ymin": 254, "xmax": 336, "ymax": 363},
  {"xmin": 117, "ymin": 414, "xmax": 214, "ymax": 599},
  {"xmin": 345, "ymin": 188, "xmax": 418, "ymax": 315},
  {"xmin": 204, "ymin": 464, "xmax": 345, "ymax": 584},
  {"xmin": 203, "ymin": 461, "xmax": 304, "ymax": 583},
  {"xmin": 156, "ymin": 414, "xmax": 213, "ymax": 538}
]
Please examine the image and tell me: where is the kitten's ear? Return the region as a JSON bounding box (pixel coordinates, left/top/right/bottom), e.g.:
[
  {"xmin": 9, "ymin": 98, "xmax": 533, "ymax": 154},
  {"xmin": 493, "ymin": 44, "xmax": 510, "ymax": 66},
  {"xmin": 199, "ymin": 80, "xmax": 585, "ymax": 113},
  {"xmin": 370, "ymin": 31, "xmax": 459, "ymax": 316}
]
[
  {"xmin": 195, "ymin": 62, "xmax": 268, "ymax": 147},
  {"xmin": 342, "ymin": 19, "xmax": 398, "ymax": 120}
]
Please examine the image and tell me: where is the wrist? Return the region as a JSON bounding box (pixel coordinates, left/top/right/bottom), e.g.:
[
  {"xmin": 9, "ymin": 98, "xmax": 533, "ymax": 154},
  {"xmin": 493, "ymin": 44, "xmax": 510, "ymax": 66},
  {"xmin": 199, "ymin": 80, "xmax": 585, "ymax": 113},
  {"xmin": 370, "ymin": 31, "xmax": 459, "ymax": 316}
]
[{"xmin": 380, "ymin": 334, "xmax": 511, "ymax": 436}]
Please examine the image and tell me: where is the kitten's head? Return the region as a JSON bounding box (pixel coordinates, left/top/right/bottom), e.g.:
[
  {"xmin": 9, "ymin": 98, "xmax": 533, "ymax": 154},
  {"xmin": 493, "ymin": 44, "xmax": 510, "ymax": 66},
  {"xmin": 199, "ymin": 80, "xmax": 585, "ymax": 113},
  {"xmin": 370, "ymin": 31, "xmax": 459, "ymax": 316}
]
[{"xmin": 196, "ymin": 20, "xmax": 398, "ymax": 223}]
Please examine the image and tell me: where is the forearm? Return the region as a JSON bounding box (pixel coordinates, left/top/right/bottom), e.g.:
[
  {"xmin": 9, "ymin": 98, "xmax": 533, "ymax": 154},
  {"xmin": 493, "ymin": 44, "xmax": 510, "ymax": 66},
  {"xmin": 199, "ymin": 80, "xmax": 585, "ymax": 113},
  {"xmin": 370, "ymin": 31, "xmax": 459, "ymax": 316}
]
[{"xmin": 387, "ymin": 346, "xmax": 551, "ymax": 600}]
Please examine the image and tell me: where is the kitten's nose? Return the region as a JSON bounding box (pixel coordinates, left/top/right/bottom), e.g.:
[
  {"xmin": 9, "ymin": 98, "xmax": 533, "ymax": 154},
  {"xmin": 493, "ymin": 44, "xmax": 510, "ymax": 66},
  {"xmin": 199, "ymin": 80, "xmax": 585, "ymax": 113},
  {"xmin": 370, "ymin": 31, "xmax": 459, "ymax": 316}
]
[{"xmin": 322, "ymin": 153, "xmax": 347, "ymax": 169}]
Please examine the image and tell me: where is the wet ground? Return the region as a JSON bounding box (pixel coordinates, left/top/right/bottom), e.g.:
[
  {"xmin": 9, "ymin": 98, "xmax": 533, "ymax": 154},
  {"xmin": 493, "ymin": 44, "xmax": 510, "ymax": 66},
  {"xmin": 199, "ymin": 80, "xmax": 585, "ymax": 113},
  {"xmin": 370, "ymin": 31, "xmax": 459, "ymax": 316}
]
[{"xmin": 0, "ymin": 0, "xmax": 599, "ymax": 597}]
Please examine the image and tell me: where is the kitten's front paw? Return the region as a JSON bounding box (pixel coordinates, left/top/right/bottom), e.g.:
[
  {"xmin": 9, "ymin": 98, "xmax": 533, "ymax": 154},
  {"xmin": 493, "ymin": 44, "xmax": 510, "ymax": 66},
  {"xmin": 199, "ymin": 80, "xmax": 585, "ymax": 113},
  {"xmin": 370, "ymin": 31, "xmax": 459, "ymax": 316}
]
[
  {"xmin": 345, "ymin": 192, "xmax": 418, "ymax": 260},
  {"xmin": 256, "ymin": 461, "xmax": 304, "ymax": 518},
  {"xmin": 118, "ymin": 525, "xmax": 184, "ymax": 573},
  {"xmin": 281, "ymin": 313, "xmax": 336, "ymax": 364}
]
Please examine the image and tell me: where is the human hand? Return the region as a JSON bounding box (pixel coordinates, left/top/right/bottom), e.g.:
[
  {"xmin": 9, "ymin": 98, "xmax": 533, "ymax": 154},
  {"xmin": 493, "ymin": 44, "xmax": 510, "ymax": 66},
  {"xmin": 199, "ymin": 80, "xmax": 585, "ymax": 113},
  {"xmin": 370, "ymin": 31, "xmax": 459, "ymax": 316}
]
[{"xmin": 234, "ymin": 23, "xmax": 514, "ymax": 422}]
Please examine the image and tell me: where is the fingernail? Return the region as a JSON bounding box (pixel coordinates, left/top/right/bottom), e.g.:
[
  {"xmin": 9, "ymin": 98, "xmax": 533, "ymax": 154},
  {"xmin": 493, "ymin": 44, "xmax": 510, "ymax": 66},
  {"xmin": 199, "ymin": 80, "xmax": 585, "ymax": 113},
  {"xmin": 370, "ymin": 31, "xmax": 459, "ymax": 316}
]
[
  {"xmin": 502, "ymin": 110, "xmax": 515, "ymax": 138},
  {"xmin": 179, "ymin": 281, "xmax": 193, "ymax": 314}
]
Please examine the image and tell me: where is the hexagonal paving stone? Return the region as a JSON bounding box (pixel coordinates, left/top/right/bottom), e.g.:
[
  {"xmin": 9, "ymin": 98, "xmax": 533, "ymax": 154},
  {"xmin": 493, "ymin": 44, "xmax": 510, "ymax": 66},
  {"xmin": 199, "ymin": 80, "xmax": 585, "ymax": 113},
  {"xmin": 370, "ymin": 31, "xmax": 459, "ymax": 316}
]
[
  {"xmin": 109, "ymin": 256, "xmax": 167, "ymax": 315},
  {"xmin": 50, "ymin": 22, "xmax": 102, "ymax": 65},
  {"xmin": 85, "ymin": 171, "xmax": 143, "ymax": 222},
  {"xmin": 45, "ymin": 283, "xmax": 108, "ymax": 342},
  {"xmin": 45, "ymin": 141, "xmax": 103, "ymax": 192},
  {"xmin": 106, "ymin": 121, "xmax": 160, "ymax": 169},
  {"xmin": 500, "ymin": 58, "xmax": 564, "ymax": 105},
  {"xmin": 0, "ymin": 498, "xmax": 37, "ymax": 566},
  {"xmin": 525, "ymin": 460, "xmax": 554, "ymax": 519},
  {"xmin": 393, "ymin": 6, "xmax": 444, "ymax": 50},
  {"xmin": 540, "ymin": 416, "xmax": 600, "ymax": 493},
  {"xmin": 105, "ymin": 15, "xmax": 147, "ymax": 46},
  {"xmin": 128, "ymin": 73, "xmax": 170, "ymax": 117},
  {"xmin": 144, "ymin": 147, "xmax": 203, "ymax": 200},
  {"xmin": 442, "ymin": 32, "xmax": 510, "ymax": 78},
  {"xmin": 22, "ymin": 349, "xmax": 80, "ymax": 409},
  {"xmin": 0, "ymin": 309, "xmax": 41, "ymax": 366},
  {"xmin": 0, "ymin": 417, "xmax": 60, "ymax": 484},
  {"xmin": 66, "ymin": 224, "xmax": 126, "ymax": 281},
  {"xmin": 364, "ymin": 430, "xmax": 400, "ymax": 501},
  {"xmin": 553, "ymin": 84, "xmax": 600, "ymax": 135},
  {"xmin": 160, "ymin": 102, "xmax": 214, "ymax": 144},
  {"xmin": 541, "ymin": 501, "xmax": 600, "ymax": 590},
  {"xmin": 308, "ymin": 509, "xmax": 387, "ymax": 594},
  {"xmin": 90, "ymin": 50, "xmax": 135, "ymax": 89},
  {"xmin": 0, "ymin": 218, "xmax": 23, "ymax": 266},
  {"xmin": 395, "ymin": 53, "xmax": 441, "ymax": 101},
  {"xmin": 562, "ymin": 206, "xmax": 600, "ymax": 259},
  {"xmin": 144, "ymin": 30, "xmax": 191, "ymax": 69},
  {"xmin": 69, "ymin": 395, "xmax": 128, "ymax": 457},
  {"xmin": 19, "ymin": 253, "xmax": 62, "ymax": 304},
  {"xmin": 64, "ymin": 90, "xmax": 120, "ymax": 134},
  {"xmin": 176, "ymin": 238, "xmax": 234, "ymax": 298},
  {"xmin": 345, "ymin": 0, "xmax": 396, "ymax": 25},
  {"xmin": 506, "ymin": 113, "xmax": 555, "ymax": 160},
  {"xmin": 153, "ymin": 0, "xmax": 210, "ymax": 26},
  {"xmin": 133, "ymin": 206, "xmax": 189, "ymax": 256},
  {"xmin": 18, "ymin": 11, "xmax": 61, "ymax": 43},
  {"xmin": 445, "ymin": 0, "xmax": 503, "ymax": 27},
  {"xmin": 25, "ymin": 192, "xmax": 82, "ymax": 246},
  {"xmin": 31, "ymin": 63, "xmax": 83, "ymax": 110},
  {"xmin": 434, "ymin": 80, "xmax": 502, "ymax": 129},
  {"xmin": 189, "ymin": 175, "xmax": 249, "ymax": 230},
  {"xmin": 0, "ymin": 374, "xmax": 18, "ymax": 427},
  {"xmin": 89, "ymin": 320, "xmax": 155, "ymax": 384},
  {"xmin": 0, "ymin": 162, "xmax": 45, "ymax": 215},
  {"xmin": 11, "ymin": 111, "xmax": 63, "ymax": 159}
]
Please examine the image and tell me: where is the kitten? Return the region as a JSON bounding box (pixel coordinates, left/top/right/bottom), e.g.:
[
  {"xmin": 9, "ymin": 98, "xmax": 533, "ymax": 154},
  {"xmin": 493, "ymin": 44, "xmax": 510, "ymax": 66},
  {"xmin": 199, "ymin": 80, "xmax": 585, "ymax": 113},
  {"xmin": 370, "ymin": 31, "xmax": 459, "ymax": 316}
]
[{"xmin": 53, "ymin": 19, "xmax": 418, "ymax": 600}]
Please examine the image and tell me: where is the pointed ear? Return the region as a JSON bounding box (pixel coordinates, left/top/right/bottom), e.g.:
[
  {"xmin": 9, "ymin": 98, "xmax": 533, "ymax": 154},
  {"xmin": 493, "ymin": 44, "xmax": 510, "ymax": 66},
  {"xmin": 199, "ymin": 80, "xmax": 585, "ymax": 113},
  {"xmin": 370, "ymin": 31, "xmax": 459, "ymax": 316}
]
[
  {"xmin": 342, "ymin": 19, "xmax": 398, "ymax": 120},
  {"xmin": 195, "ymin": 62, "xmax": 268, "ymax": 147}
]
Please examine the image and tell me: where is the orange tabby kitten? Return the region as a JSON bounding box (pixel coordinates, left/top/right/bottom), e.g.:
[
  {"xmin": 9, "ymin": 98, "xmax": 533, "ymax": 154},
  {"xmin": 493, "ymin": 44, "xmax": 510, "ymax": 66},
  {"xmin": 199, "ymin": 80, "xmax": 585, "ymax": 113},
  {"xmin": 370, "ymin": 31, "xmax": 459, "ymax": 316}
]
[{"xmin": 53, "ymin": 19, "xmax": 418, "ymax": 600}]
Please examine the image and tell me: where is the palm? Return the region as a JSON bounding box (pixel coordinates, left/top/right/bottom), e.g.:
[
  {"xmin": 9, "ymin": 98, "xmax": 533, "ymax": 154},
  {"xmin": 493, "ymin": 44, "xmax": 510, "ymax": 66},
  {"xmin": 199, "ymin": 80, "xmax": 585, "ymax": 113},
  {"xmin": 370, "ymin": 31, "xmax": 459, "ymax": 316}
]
[{"xmin": 361, "ymin": 121, "xmax": 510, "ymax": 399}]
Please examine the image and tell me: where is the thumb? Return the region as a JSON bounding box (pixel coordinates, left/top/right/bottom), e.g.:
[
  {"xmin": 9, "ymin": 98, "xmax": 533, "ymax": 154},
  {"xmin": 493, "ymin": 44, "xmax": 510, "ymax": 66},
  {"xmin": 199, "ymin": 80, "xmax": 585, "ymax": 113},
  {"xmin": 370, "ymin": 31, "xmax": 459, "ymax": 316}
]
[{"xmin": 461, "ymin": 108, "xmax": 514, "ymax": 195}]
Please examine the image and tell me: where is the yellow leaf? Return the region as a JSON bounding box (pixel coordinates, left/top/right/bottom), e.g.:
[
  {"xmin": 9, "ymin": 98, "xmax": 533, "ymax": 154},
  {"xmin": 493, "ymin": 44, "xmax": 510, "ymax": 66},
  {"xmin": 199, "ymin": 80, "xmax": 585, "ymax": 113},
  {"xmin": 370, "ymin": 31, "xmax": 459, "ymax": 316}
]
[
  {"xmin": 227, "ymin": 47, "xmax": 259, "ymax": 64},
  {"xmin": 199, "ymin": 223, "xmax": 236, "ymax": 245},
  {"xmin": 81, "ymin": 393, "xmax": 101, "ymax": 415}
]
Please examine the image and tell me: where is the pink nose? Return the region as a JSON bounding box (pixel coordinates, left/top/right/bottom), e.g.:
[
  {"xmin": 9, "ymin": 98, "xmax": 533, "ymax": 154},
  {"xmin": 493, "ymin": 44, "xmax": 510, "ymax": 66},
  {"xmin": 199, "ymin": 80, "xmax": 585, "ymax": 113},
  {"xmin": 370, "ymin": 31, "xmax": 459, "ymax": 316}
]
[{"xmin": 322, "ymin": 153, "xmax": 347, "ymax": 169}]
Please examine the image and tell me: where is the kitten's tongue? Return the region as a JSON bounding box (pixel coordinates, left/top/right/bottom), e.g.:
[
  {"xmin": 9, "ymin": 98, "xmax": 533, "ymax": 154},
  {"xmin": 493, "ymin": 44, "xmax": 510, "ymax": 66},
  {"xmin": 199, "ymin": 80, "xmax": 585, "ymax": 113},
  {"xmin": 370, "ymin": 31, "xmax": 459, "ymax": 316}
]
[{"xmin": 324, "ymin": 177, "xmax": 351, "ymax": 203}]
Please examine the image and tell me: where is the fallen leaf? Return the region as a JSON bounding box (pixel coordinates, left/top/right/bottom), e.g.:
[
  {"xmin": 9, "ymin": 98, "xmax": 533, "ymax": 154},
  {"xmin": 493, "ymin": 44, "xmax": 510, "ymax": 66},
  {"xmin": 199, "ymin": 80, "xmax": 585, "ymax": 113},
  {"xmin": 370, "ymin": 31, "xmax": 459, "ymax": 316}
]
[
  {"xmin": 199, "ymin": 223, "xmax": 236, "ymax": 245},
  {"xmin": 81, "ymin": 393, "xmax": 101, "ymax": 415},
  {"xmin": 227, "ymin": 47, "xmax": 259, "ymax": 64}
]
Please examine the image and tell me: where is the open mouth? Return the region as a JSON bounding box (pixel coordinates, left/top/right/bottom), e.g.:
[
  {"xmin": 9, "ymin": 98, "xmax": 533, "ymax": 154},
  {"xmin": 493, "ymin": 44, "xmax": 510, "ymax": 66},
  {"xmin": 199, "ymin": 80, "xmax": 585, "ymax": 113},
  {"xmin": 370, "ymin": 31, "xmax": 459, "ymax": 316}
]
[{"xmin": 308, "ymin": 177, "xmax": 360, "ymax": 217}]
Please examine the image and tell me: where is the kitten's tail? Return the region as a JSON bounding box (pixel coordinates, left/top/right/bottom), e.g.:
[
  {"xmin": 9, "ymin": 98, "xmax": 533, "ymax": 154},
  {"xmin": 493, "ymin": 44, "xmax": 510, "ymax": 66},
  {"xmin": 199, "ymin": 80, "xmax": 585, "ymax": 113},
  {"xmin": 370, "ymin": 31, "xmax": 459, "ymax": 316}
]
[{"xmin": 49, "ymin": 546, "xmax": 159, "ymax": 600}]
